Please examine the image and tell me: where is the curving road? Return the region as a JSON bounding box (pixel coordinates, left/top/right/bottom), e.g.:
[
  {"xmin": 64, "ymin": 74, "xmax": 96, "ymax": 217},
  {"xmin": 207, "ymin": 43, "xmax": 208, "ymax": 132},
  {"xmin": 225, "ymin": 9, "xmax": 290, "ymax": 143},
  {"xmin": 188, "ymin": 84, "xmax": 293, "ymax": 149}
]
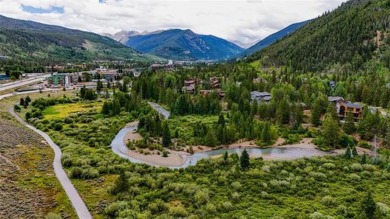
[{"xmin": 8, "ymin": 107, "xmax": 92, "ymax": 219}]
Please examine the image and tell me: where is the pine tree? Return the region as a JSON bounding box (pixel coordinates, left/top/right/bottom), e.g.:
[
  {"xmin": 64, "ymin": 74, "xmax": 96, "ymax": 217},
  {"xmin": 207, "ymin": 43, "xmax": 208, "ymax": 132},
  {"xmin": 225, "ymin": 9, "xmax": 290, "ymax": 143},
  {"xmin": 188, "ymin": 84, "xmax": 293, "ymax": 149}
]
[
  {"xmin": 25, "ymin": 96, "xmax": 31, "ymax": 103},
  {"xmin": 20, "ymin": 98, "xmax": 24, "ymax": 106},
  {"xmin": 352, "ymin": 145, "xmax": 358, "ymax": 156},
  {"xmin": 343, "ymin": 112, "xmax": 356, "ymax": 134},
  {"xmin": 162, "ymin": 122, "xmax": 171, "ymax": 147},
  {"xmin": 96, "ymin": 79, "xmax": 103, "ymax": 94},
  {"xmin": 361, "ymin": 191, "xmax": 376, "ymax": 219},
  {"xmin": 223, "ymin": 151, "xmax": 228, "ymax": 161},
  {"xmin": 101, "ymin": 102, "xmax": 110, "ymax": 115},
  {"xmin": 311, "ymin": 100, "xmax": 322, "ymax": 127},
  {"xmin": 326, "ymin": 103, "xmax": 339, "ymax": 121},
  {"xmin": 261, "ymin": 122, "xmax": 272, "ymax": 145},
  {"xmin": 361, "ymin": 152, "xmax": 367, "ymax": 164},
  {"xmin": 323, "ymin": 115, "xmax": 340, "ymax": 148},
  {"xmin": 240, "ymin": 149, "xmax": 250, "ymax": 170},
  {"xmin": 205, "ymin": 129, "xmax": 218, "ymax": 147},
  {"xmin": 218, "ymin": 114, "xmax": 226, "ymax": 127},
  {"xmin": 344, "ymin": 146, "xmax": 352, "ymax": 159}
]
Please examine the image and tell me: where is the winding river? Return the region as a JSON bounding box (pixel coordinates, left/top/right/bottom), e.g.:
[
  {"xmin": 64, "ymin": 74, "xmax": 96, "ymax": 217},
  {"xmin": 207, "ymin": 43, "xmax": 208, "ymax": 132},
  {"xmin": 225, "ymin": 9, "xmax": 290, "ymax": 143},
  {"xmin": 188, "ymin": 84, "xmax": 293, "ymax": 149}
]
[{"xmin": 111, "ymin": 103, "xmax": 331, "ymax": 169}]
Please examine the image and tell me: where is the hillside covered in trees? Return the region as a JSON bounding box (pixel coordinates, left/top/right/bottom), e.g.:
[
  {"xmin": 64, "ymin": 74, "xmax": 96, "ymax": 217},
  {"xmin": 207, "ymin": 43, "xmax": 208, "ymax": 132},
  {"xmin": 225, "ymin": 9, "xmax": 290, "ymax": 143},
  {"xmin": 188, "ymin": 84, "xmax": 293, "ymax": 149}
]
[
  {"xmin": 0, "ymin": 15, "xmax": 156, "ymax": 63},
  {"xmin": 248, "ymin": 0, "xmax": 390, "ymax": 72}
]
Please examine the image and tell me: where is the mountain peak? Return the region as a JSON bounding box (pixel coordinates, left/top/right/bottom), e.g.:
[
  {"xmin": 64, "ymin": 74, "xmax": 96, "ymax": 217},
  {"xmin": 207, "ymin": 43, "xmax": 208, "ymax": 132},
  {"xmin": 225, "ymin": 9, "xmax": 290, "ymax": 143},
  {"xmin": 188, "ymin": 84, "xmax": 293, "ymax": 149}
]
[{"xmin": 110, "ymin": 29, "xmax": 244, "ymax": 61}]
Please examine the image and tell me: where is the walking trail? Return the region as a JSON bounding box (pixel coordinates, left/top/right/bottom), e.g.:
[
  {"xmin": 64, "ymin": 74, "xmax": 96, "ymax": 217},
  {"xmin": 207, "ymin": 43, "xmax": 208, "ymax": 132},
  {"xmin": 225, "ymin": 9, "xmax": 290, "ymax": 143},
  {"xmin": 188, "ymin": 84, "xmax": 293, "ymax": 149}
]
[{"xmin": 9, "ymin": 107, "xmax": 92, "ymax": 219}]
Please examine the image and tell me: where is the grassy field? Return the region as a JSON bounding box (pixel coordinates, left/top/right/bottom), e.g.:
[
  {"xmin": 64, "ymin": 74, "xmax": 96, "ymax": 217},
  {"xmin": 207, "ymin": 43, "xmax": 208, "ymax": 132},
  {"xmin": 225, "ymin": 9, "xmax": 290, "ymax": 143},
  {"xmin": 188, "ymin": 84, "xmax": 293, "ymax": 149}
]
[
  {"xmin": 0, "ymin": 90, "xmax": 76, "ymax": 218},
  {"xmin": 43, "ymin": 102, "xmax": 103, "ymax": 120}
]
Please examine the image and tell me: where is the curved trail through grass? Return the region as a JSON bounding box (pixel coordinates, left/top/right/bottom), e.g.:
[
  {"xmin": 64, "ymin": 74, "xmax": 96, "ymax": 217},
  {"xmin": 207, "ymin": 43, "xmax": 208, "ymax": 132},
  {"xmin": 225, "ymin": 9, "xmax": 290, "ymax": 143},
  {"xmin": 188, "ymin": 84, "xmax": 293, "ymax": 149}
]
[{"xmin": 9, "ymin": 107, "xmax": 92, "ymax": 219}]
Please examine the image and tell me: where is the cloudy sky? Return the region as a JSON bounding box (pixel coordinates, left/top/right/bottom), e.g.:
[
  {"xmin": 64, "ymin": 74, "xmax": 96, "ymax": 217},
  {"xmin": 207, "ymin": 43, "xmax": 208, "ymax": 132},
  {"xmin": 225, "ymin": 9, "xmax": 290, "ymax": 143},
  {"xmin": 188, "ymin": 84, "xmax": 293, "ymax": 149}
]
[{"xmin": 0, "ymin": 0, "xmax": 346, "ymax": 48}]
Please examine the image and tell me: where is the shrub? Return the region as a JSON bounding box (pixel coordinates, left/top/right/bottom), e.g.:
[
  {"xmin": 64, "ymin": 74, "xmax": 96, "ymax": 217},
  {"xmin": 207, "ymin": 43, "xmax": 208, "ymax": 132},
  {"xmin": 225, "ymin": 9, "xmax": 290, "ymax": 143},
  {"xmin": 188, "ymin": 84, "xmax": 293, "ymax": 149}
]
[
  {"xmin": 220, "ymin": 201, "xmax": 233, "ymax": 212},
  {"xmin": 53, "ymin": 123, "xmax": 63, "ymax": 131},
  {"xmin": 194, "ymin": 190, "xmax": 209, "ymax": 206},
  {"xmin": 309, "ymin": 172, "xmax": 327, "ymax": 180},
  {"xmin": 231, "ymin": 181, "xmax": 242, "ymax": 191},
  {"xmin": 377, "ymin": 202, "xmax": 390, "ymax": 216},
  {"xmin": 336, "ymin": 205, "xmax": 348, "ymax": 216},
  {"xmin": 205, "ymin": 203, "xmax": 217, "ymax": 213},
  {"xmin": 45, "ymin": 213, "xmax": 61, "ymax": 219},
  {"xmin": 350, "ymin": 163, "xmax": 363, "ymax": 172},
  {"xmin": 169, "ymin": 206, "xmax": 188, "ymax": 217},
  {"xmin": 104, "ymin": 201, "xmax": 128, "ymax": 218},
  {"xmin": 310, "ymin": 212, "xmax": 332, "ymax": 219},
  {"xmin": 148, "ymin": 199, "xmax": 168, "ymax": 214},
  {"xmin": 348, "ymin": 173, "xmax": 361, "ymax": 182},
  {"xmin": 321, "ymin": 195, "xmax": 337, "ymax": 207},
  {"xmin": 363, "ymin": 164, "xmax": 376, "ymax": 171},
  {"xmin": 82, "ymin": 168, "xmax": 99, "ymax": 179},
  {"xmin": 231, "ymin": 192, "xmax": 240, "ymax": 202},
  {"xmin": 70, "ymin": 167, "xmax": 83, "ymax": 178},
  {"xmin": 260, "ymin": 191, "xmax": 269, "ymax": 199},
  {"xmin": 322, "ymin": 163, "xmax": 336, "ymax": 170}
]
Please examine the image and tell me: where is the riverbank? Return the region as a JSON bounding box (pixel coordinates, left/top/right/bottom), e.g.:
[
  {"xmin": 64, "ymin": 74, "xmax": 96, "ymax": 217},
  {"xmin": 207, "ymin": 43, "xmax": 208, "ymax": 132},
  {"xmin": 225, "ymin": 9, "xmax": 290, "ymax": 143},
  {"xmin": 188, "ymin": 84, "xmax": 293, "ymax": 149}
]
[{"xmin": 116, "ymin": 122, "xmax": 346, "ymax": 168}]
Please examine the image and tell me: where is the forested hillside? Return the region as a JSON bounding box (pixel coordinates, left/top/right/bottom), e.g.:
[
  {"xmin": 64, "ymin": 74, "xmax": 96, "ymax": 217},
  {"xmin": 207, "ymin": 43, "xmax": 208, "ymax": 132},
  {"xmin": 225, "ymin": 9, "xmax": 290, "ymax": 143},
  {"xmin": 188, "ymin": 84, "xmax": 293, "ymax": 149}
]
[
  {"xmin": 0, "ymin": 15, "xmax": 154, "ymax": 63},
  {"xmin": 238, "ymin": 20, "xmax": 309, "ymax": 58},
  {"xmin": 248, "ymin": 0, "xmax": 390, "ymax": 72},
  {"xmin": 124, "ymin": 29, "xmax": 244, "ymax": 61}
]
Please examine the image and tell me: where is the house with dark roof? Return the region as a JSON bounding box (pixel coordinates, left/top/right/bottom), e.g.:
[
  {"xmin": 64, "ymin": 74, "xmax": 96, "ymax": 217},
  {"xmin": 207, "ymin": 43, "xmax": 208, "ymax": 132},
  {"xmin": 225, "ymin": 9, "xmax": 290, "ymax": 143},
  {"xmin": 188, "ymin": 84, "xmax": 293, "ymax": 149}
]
[
  {"xmin": 337, "ymin": 101, "xmax": 363, "ymax": 121},
  {"xmin": 251, "ymin": 91, "xmax": 272, "ymax": 103}
]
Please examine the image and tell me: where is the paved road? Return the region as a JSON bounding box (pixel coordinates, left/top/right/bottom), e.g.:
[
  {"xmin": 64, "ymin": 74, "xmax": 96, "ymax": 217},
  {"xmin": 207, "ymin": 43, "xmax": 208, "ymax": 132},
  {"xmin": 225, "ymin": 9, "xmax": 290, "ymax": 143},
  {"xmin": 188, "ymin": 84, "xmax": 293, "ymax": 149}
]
[
  {"xmin": 0, "ymin": 89, "xmax": 60, "ymax": 101},
  {"xmin": 8, "ymin": 107, "xmax": 92, "ymax": 219},
  {"xmin": 0, "ymin": 75, "xmax": 48, "ymax": 92},
  {"xmin": 148, "ymin": 102, "xmax": 170, "ymax": 119}
]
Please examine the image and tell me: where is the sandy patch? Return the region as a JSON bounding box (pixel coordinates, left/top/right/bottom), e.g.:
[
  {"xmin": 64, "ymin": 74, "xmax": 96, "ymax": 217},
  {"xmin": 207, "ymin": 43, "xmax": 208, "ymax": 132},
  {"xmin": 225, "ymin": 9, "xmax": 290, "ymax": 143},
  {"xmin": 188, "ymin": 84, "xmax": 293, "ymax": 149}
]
[{"xmin": 127, "ymin": 149, "xmax": 188, "ymax": 167}]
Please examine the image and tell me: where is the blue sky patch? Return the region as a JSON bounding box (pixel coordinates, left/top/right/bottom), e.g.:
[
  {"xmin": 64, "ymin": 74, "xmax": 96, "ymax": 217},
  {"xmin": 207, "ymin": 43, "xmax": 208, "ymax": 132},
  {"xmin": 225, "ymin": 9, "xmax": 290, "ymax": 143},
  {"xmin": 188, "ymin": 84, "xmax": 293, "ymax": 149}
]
[{"xmin": 21, "ymin": 5, "xmax": 64, "ymax": 14}]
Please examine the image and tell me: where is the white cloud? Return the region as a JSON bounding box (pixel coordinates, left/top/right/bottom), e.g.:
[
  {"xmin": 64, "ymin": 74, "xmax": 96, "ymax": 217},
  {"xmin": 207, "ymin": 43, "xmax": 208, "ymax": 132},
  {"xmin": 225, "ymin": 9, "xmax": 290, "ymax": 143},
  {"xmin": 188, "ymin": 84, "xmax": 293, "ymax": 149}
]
[{"xmin": 0, "ymin": 0, "xmax": 346, "ymax": 48}]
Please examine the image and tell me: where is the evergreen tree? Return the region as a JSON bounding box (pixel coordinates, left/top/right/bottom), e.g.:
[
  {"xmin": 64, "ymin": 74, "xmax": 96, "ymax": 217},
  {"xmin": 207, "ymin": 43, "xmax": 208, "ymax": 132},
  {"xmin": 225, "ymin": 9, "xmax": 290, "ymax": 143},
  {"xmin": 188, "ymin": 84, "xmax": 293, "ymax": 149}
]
[
  {"xmin": 111, "ymin": 99, "xmax": 121, "ymax": 116},
  {"xmin": 240, "ymin": 149, "xmax": 250, "ymax": 170},
  {"xmin": 101, "ymin": 102, "xmax": 110, "ymax": 115},
  {"xmin": 96, "ymin": 79, "xmax": 103, "ymax": 94},
  {"xmin": 261, "ymin": 122, "xmax": 272, "ymax": 145},
  {"xmin": 23, "ymin": 100, "xmax": 29, "ymax": 108},
  {"xmin": 344, "ymin": 146, "xmax": 352, "ymax": 159},
  {"xmin": 343, "ymin": 112, "xmax": 356, "ymax": 134},
  {"xmin": 352, "ymin": 145, "xmax": 358, "ymax": 156},
  {"xmin": 25, "ymin": 96, "xmax": 31, "ymax": 103},
  {"xmin": 223, "ymin": 151, "xmax": 228, "ymax": 161},
  {"xmin": 323, "ymin": 115, "xmax": 340, "ymax": 148},
  {"xmin": 20, "ymin": 98, "xmax": 24, "ymax": 106},
  {"xmin": 205, "ymin": 129, "xmax": 218, "ymax": 147},
  {"xmin": 311, "ymin": 100, "xmax": 322, "ymax": 127},
  {"xmin": 162, "ymin": 122, "xmax": 171, "ymax": 147},
  {"xmin": 361, "ymin": 191, "xmax": 376, "ymax": 219},
  {"xmin": 361, "ymin": 152, "xmax": 367, "ymax": 164},
  {"xmin": 326, "ymin": 103, "xmax": 339, "ymax": 121},
  {"xmin": 218, "ymin": 114, "xmax": 226, "ymax": 127}
]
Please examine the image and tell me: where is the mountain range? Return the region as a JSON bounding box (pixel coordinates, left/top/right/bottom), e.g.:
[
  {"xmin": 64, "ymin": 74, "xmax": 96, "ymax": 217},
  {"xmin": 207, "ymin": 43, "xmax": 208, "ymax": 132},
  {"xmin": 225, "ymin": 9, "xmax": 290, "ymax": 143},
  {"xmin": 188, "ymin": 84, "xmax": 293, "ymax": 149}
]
[
  {"xmin": 0, "ymin": 15, "xmax": 156, "ymax": 63},
  {"xmin": 238, "ymin": 20, "xmax": 309, "ymax": 58},
  {"xmin": 109, "ymin": 29, "xmax": 245, "ymax": 61},
  {"xmin": 248, "ymin": 0, "xmax": 390, "ymax": 71}
]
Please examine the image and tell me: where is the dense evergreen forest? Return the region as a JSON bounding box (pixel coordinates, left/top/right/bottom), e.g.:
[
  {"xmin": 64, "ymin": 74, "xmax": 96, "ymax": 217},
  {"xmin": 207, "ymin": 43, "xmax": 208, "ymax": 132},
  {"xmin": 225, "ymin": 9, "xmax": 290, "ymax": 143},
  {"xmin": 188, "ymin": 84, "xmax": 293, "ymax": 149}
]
[{"xmin": 248, "ymin": 0, "xmax": 390, "ymax": 72}]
